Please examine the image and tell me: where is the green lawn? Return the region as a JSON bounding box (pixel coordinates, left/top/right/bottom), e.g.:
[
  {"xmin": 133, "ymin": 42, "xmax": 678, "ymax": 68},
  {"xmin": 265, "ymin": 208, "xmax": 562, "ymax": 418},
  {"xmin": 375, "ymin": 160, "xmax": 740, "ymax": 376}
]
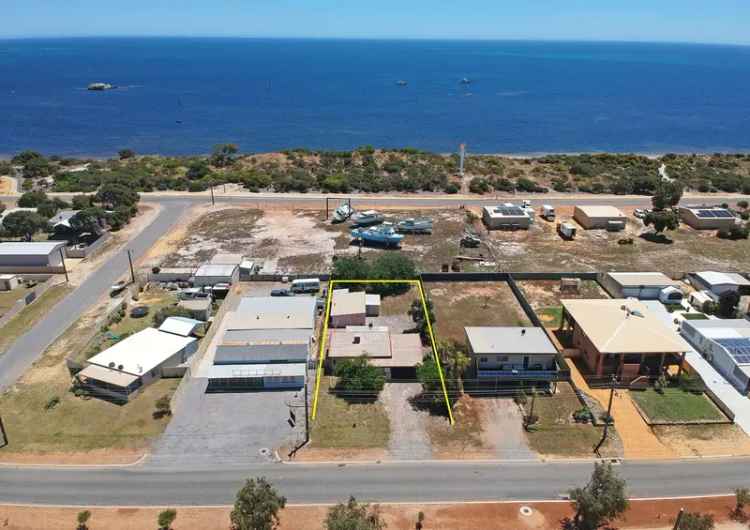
[
  {"xmin": 631, "ymin": 388, "xmax": 725, "ymax": 423},
  {"xmin": 524, "ymin": 384, "xmax": 618, "ymax": 457},
  {"xmin": 682, "ymin": 313, "xmax": 709, "ymax": 321},
  {"xmin": 310, "ymin": 377, "xmax": 390, "ymax": 449},
  {"xmin": 0, "ymin": 284, "xmax": 72, "ymax": 354},
  {"xmin": 537, "ymin": 306, "xmax": 563, "ymax": 328}
]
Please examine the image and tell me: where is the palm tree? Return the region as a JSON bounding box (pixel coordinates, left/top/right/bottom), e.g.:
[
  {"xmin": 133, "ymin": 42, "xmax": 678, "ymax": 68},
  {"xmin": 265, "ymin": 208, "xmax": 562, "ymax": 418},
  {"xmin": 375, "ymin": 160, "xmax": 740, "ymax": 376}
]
[{"xmin": 439, "ymin": 340, "xmax": 471, "ymax": 394}]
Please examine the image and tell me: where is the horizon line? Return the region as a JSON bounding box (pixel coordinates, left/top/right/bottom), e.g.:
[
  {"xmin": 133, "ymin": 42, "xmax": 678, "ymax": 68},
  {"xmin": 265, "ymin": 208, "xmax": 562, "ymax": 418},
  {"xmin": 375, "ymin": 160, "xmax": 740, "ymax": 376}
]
[{"xmin": 1, "ymin": 35, "xmax": 749, "ymax": 48}]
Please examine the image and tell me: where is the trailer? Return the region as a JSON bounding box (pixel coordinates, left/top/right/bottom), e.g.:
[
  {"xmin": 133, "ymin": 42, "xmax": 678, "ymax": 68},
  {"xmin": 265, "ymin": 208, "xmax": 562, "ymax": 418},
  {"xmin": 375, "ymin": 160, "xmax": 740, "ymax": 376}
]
[{"xmin": 541, "ymin": 205, "xmax": 556, "ymax": 221}]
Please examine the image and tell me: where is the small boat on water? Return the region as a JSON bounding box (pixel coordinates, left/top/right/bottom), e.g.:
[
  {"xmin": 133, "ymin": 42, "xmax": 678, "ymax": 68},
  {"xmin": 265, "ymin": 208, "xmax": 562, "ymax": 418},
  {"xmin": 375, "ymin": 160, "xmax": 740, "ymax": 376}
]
[
  {"xmin": 332, "ymin": 203, "xmax": 353, "ymax": 223},
  {"xmin": 87, "ymin": 82, "xmax": 115, "ymax": 91},
  {"xmin": 350, "ymin": 210, "xmax": 385, "ymax": 226},
  {"xmin": 396, "ymin": 217, "xmax": 433, "ymax": 234},
  {"xmin": 396, "ymin": 80, "xmax": 408, "ymax": 87},
  {"xmin": 460, "ymin": 77, "xmax": 472, "ymax": 85},
  {"xmin": 351, "ymin": 223, "xmax": 404, "ymax": 247}
]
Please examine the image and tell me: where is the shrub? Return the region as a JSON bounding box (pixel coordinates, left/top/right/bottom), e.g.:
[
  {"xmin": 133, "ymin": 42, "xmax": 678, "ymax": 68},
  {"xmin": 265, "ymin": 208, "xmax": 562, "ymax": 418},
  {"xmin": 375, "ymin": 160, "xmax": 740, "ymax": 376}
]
[
  {"xmin": 444, "ymin": 182, "xmax": 459, "ymax": 194},
  {"xmin": 334, "ymin": 357, "xmax": 386, "ymax": 394},
  {"xmin": 44, "ymin": 396, "xmax": 61, "ymax": 410}
]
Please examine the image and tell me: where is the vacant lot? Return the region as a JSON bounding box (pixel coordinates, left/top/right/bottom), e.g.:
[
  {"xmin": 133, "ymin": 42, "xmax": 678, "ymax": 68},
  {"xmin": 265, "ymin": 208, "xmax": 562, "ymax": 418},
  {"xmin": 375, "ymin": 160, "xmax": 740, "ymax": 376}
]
[
  {"xmin": 0, "ymin": 284, "xmax": 71, "ymax": 354},
  {"xmin": 0, "ymin": 284, "xmax": 34, "ymax": 318},
  {"xmin": 518, "ymin": 279, "xmax": 610, "ymax": 328},
  {"xmin": 0, "ymin": 363, "xmax": 178, "ymax": 456},
  {"xmin": 631, "ymin": 388, "xmax": 726, "ymax": 423},
  {"xmin": 309, "ymin": 377, "xmax": 390, "ymax": 450},
  {"xmin": 426, "ymin": 282, "xmax": 531, "ymax": 343},
  {"xmin": 523, "ymin": 383, "xmax": 621, "ymax": 458}
]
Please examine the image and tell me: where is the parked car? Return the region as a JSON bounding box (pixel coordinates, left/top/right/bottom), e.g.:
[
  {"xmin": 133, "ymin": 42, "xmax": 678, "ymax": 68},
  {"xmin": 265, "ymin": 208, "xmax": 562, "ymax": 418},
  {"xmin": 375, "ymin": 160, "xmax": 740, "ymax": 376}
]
[
  {"xmin": 130, "ymin": 306, "xmax": 149, "ymax": 318},
  {"xmin": 271, "ymin": 288, "xmax": 291, "ymax": 297},
  {"xmin": 110, "ymin": 280, "xmax": 128, "ymax": 297}
]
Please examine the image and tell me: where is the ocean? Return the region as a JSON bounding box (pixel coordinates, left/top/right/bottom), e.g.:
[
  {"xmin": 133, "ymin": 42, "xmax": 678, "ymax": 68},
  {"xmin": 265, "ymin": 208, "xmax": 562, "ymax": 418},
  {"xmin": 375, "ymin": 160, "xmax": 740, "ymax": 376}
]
[{"xmin": 0, "ymin": 37, "xmax": 749, "ymax": 157}]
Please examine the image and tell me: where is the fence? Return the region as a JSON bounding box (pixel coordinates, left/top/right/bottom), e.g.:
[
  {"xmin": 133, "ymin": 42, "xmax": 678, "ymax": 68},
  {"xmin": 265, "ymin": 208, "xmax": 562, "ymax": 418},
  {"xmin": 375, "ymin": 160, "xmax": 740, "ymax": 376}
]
[{"xmin": 64, "ymin": 233, "xmax": 112, "ymax": 259}]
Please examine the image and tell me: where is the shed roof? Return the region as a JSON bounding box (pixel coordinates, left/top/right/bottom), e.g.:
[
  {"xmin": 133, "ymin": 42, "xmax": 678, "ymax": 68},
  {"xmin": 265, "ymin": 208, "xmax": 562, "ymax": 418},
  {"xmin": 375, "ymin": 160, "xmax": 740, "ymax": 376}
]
[
  {"xmin": 607, "ymin": 272, "xmax": 679, "ymax": 288},
  {"xmin": 331, "ymin": 291, "xmax": 366, "ymax": 317},
  {"xmin": 178, "ymin": 298, "xmax": 212, "ymax": 311},
  {"xmin": 159, "ymin": 316, "xmax": 203, "ymax": 337},
  {"xmin": 87, "ymin": 327, "xmax": 196, "ymax": 375},
  {"xmin": 194, "ymin": 263, "xmax": 238, "ymax": 277},
  {"xmin": 222, "ymin": 328, "xmax": 311, "ymax": 345},
  {"xmin": 561, "ymin": 299, "xmax": 690, "ymax": 354},
  {"xmin": 227, "ymin": 296, "xmax": 316, "ymax": 330},
  {"xmin": 78, "ymin": 364, "xmax": 140, "ymax": 388},
  {"xmin": 0, "ymin": 241, "xmax": 66, "ymax": 256},
  {"xmin": 328, "ymin": 329, "xmax": 423, "ymax": 368},
  {"xmin": 465, "ymin": 327, "xmax": 557, "ymax": 355},
  {"xmin": 208, "ymin": 362, "xmax": 306, "ymax": 379},
  {"xmin": 694, "ymin": 271, "xmax": 750, "ymax": 287},
  {"xmin": 575, "ymin": 205, "xmax": 626, "ymax": 218},
  {"xmin": 215, "ymin": 343, "xmax": 309, "ymax": 364}
]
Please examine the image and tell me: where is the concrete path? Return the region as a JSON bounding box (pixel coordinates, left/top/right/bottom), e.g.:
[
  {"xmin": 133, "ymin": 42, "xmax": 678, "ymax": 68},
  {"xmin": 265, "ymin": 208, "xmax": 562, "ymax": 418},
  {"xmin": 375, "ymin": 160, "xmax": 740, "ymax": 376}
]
[
  {"xmin": 381, "ymin": 383, "xmax": 432, "ymax": 460},
  {"xmin": 685, "ymin": 350, "xmax": 750, "ymax": 436}
]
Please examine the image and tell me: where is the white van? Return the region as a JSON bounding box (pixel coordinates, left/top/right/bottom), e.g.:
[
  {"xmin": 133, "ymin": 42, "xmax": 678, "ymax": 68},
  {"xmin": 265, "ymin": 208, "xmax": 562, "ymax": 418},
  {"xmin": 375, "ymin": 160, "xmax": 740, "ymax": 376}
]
[{"xmin": 291, "ymin": 278, "xmax": 321, "ymax": 294}]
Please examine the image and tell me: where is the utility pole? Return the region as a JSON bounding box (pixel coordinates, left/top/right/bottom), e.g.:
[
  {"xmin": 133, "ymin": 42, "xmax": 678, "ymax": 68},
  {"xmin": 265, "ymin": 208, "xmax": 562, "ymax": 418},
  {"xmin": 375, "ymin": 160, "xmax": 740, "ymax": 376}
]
[
  {"xmin": 672, "ymin": 507, "xmax": 684, "ymax": 530},
  {"xmin": 595, "ymin": 374, "xmax": 617, "ymax": 455},
  {"xmin": 210, "ymin": 184, "xmax": 215, "ymax": 206},
  {"xmin": 304, "ymin": 376, "xmax": 310, "ymax": 443},
  {"xmin": 126, "ymin": 249, "xmax": 135, "ymax": 284},
  {"xmin": 59, "ymin": 247, "xmax": 69, "ymax": 283}
]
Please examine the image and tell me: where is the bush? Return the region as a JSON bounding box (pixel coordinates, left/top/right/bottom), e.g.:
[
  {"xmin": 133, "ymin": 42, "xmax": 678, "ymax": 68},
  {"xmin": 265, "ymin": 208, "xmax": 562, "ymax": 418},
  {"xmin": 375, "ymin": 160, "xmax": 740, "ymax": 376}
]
[
  {"xmin": 334, "ymin": 357, "xmax": 386, "ymax": 394},
  {"xmin": 573, "ymin": 407, "xmax": 593, "ymax": 424},
  {"xmin": 44, "ymin": 396, "xmax": 61, "ymax": 411},
  {"xmin": 468, "ymin": 177, "xmax": 491, "ymax": 194},
  {"xmin": 444, "ymin": 182, "xmax": 459, "ymax": 194},
  {"xmin": 154, "ymin": 395, "xmax": 172, "ymax": 419}
]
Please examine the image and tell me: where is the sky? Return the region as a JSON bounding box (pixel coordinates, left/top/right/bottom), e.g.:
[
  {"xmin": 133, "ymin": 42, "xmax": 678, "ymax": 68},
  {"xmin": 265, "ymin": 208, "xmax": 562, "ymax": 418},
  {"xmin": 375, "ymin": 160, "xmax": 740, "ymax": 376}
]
[{"xmin": 3, "ymin": 0, "xmax": 750, "ymax": 45}]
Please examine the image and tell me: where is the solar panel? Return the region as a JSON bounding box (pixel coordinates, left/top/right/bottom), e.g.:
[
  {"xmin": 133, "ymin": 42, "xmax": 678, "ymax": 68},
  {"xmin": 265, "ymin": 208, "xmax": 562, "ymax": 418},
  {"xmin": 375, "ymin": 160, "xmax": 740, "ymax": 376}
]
[
  {"xmin": 713, "ymin": 211, "xmax": 734, "ymax": 218},
  {"xmin": 697, "ymin": 210, "xmax": 716, "ymax": 218},
  {"xmin": 495, "ymin": 206, "xmax": 525, "ymax": 216},
  {"xmin": 717, "ymin": 338, "xmax": 750, "ymax": 364}
]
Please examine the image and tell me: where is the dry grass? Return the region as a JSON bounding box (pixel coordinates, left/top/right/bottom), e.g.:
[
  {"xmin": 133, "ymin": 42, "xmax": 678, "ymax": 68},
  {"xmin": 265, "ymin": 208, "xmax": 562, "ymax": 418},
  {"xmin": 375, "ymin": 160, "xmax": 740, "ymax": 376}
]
[
  {"xmin": 0, "ymin": 284, "xmax": 71, "ymax": 354},
  {"xmin": 426, "ymin": 282, "xmax": 531, "ymax": 343},
  {"xmin": 424, "ymin": 395, "xmax": 485, "ymax": 455}
]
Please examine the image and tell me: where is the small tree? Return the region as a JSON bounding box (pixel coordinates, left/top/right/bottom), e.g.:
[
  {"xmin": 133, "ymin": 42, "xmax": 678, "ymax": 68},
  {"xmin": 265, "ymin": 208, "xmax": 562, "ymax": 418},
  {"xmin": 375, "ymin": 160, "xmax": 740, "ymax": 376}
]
[
  {"xmin": 416, "ymin": 511, "xmax": 425, "ymax": 530},
  {"xmin": 18, "ymin": 190, "xmax": 49, "ymax": 207},
  {"xmin": 69, "ymin": 207, "xmax": 107, "ymax": 235},
  {"xmin": 334, "ymin": 356, "xmax": 386, "ymax": 395},
  {"xmin": 210, "ymin": 143, "xmax": 239, "ymax": 167},
  {"xmin": 676, "ymin": 511, "xmax": 714, "ymax": 530},
  {"xmin": 2, "ymin": 210, "xmax": 48, "ymax": 241},
  {"xmin": 157, "ymin": 508, "xmax": 177, "ymax": 530},
  {"xmin": 230, "ymin": 477, "xmax": 286, "ymax": 530},
  {"xmin": 76, "ymin": 510, "xmax": 92, "ymax": 530},
  {"xmin": 439, "ymin": 340, "xmax": 470, "ymax": 394},
  {"xmin": 652, "ymin": 180, "xmax": 683, "ymax": 210},
  {"xmin": 717, "ymin": 290, "xmax": 740, "ymax": 319},
  {"xmin": 324, "ymin": 496, "xmax": 386, "ymax": 530},
  {"xmin": 733, "ymin": 487, "xmax": 750, "ymax": 520},
  {"xmin": 644, "ymin": 210, "xmax": 679, "ymax": 236},
  {"xmin": 154, "ymin": 395, "xmax": 172, "ymax": 419},
  {"xmin": 118, "ymin": 148, "xmax": 136, "ymax": 160},
  {"xmin": 408, "ymin": 298, "xmax": 435, "ymax": 338},
  {"xmin": 567, "ymin": 462, "xmax": 629, "ymax": 530}
]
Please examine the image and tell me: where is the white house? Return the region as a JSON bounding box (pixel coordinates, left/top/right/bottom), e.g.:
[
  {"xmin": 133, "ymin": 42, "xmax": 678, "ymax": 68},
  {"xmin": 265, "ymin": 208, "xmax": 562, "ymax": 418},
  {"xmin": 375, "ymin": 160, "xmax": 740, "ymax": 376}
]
[
  {"xmin": 78, "ymin": 327, "xmax": 198, "ymax": 401},
  {"xmin": 680, "ymin": 319, "xmax": 750, "ymax": 395},
  {"xmin": 690, "ymin": 272, "xmax": 750, "ymax": 299}
]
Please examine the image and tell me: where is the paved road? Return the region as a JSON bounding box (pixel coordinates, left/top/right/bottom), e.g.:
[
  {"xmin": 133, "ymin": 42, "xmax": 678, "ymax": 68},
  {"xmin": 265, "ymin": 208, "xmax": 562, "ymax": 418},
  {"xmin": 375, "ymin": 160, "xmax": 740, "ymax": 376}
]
[
  {"xmin": 0, "ymin": 457, "xmax": 748, "ymax": 506},
  {"xmin": 0, "ymin": 201, "xmax": 188, "ymax": 392}
]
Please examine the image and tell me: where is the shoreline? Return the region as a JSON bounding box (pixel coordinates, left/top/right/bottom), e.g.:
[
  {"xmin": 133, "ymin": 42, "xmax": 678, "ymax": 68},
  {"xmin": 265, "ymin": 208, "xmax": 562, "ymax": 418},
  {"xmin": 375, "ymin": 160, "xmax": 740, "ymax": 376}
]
[{"xmin": 2, "ymin": 149, "xmax": 750, "ymax": 161}]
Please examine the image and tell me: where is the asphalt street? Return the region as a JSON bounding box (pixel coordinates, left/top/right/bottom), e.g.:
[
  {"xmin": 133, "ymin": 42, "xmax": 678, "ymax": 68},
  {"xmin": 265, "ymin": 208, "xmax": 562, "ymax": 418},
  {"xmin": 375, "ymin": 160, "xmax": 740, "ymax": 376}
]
[
  {"xmin": 0, "ymin": 457, "xmax": 748, "ymax": 506},
  {"xmin": 0, "ymin": 200, "xmax": 189, "ymax": 392}
]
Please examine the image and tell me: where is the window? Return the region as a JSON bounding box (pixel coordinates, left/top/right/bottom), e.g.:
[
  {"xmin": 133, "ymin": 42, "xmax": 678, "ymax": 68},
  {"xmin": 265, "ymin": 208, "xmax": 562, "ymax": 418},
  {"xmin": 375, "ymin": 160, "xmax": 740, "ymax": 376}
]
[{"xmin": 479, "ymin": 357, "xmax": 488, "ymax": 363}]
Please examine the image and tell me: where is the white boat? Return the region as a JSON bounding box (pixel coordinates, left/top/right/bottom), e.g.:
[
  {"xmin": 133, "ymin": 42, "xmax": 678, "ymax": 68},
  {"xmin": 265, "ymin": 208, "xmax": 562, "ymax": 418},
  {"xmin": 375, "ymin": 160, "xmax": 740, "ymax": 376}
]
[
  {"xmin": 351, "ymin": 223, "xmax": 404, "ymax": 247},
  {"xmin": 396, "ymin": 217, "xmax": 433, "ymax": 234},
  {"xmin": 350, "ymin": 210, "xmax": 385, "ymax": 226},
  {"xmin": 332, "ymin": 203, "xmax": 353, "ymax": 223},
  {"xmin": 87, "ymin": 82, "xmax": 114, "ymax": 91},
  {"xmin": 460, "ymin": 77, "xmax": 472, "ymax": 85}
]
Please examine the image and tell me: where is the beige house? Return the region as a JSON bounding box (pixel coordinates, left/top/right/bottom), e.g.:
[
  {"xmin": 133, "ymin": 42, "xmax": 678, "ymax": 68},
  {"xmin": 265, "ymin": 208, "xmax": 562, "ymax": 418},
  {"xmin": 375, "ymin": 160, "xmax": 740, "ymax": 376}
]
[
  {"xmin": 679, "ymin": 206, "xmax": 737, "ymax": 230},
  {"xmin": 330, "ymin": 290, "xmax": 367, "ymax": 328},
  {"xmin": 560, "ymin": 298, "xmax": 690, "ymax": 380},
  {"xmin": 573, "ymin": 205, "xmax": 627, "ymax": 230},
  {"xmin": 327, "ymin": 326, "xmax": 423, "ymax": 378}
]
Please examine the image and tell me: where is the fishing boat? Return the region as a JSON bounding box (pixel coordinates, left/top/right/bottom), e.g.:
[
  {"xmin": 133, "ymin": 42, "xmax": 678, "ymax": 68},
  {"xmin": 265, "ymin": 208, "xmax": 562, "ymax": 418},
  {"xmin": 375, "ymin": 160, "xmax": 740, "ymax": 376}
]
[
  {"xmin": 460, "ymin": 77, "xmax": 472, "ymax": 85},
  {"xmin": 351, "ymin": 223, "xmax": 404, "ymax": 247},
  {"xmin": 350, "ymin": 210, "xmax": 385, "ymax": 226},
  {"xmin": 87, "ymin": 82, "xmax": 114, "ymax": 91},
  {"xmin": 396, "ymin": 217, "xmax": 433, "ymax": 234},
  {"xmin": 332, "ymin": 203, "xmax": 353, "ymax": 223},
  {"xmin": 396, "ymin": 80, "xmax": 408, "ymax": 87}
]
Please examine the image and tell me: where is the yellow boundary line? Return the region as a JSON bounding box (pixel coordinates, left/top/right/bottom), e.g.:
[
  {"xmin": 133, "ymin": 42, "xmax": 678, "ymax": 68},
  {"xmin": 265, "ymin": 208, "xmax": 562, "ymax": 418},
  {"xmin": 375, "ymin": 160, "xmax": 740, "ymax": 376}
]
[{"xmin": 311, "ymin": 278, "xmax": 454, "ymax": 424}]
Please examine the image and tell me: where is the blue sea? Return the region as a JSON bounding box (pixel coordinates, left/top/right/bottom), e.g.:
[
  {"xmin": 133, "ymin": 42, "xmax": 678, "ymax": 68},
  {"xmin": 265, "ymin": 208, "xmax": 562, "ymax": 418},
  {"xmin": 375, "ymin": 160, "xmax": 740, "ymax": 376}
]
[{"xmin": 0, "ymin": 38, "xmax": 749, "ymax": 157}]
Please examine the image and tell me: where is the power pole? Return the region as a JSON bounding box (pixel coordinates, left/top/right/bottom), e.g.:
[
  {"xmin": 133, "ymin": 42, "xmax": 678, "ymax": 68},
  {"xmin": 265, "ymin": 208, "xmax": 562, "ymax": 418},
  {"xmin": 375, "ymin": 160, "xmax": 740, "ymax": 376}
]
[
  {"xmin": 126, "ymin": 249, "xmax": 135, "ymax": 284},
  {"xmin": 210, "ymin": 184, "xmax": 215, "ymax": 206},
  {"xmin": 59, "ymin": 247, "xmax": 69, "ymax": 283},
  {"xmin": 595, "ymin": 374, "xmax": 617, "ymax": 455}
]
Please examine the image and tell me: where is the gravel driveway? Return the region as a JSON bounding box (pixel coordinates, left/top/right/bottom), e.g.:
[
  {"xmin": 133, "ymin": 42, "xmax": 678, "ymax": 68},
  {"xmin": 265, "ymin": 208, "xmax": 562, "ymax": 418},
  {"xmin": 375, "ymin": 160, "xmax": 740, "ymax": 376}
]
[{"xmin": 380, "ymin": 382, "xmax": 432, "ymax": 460}]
